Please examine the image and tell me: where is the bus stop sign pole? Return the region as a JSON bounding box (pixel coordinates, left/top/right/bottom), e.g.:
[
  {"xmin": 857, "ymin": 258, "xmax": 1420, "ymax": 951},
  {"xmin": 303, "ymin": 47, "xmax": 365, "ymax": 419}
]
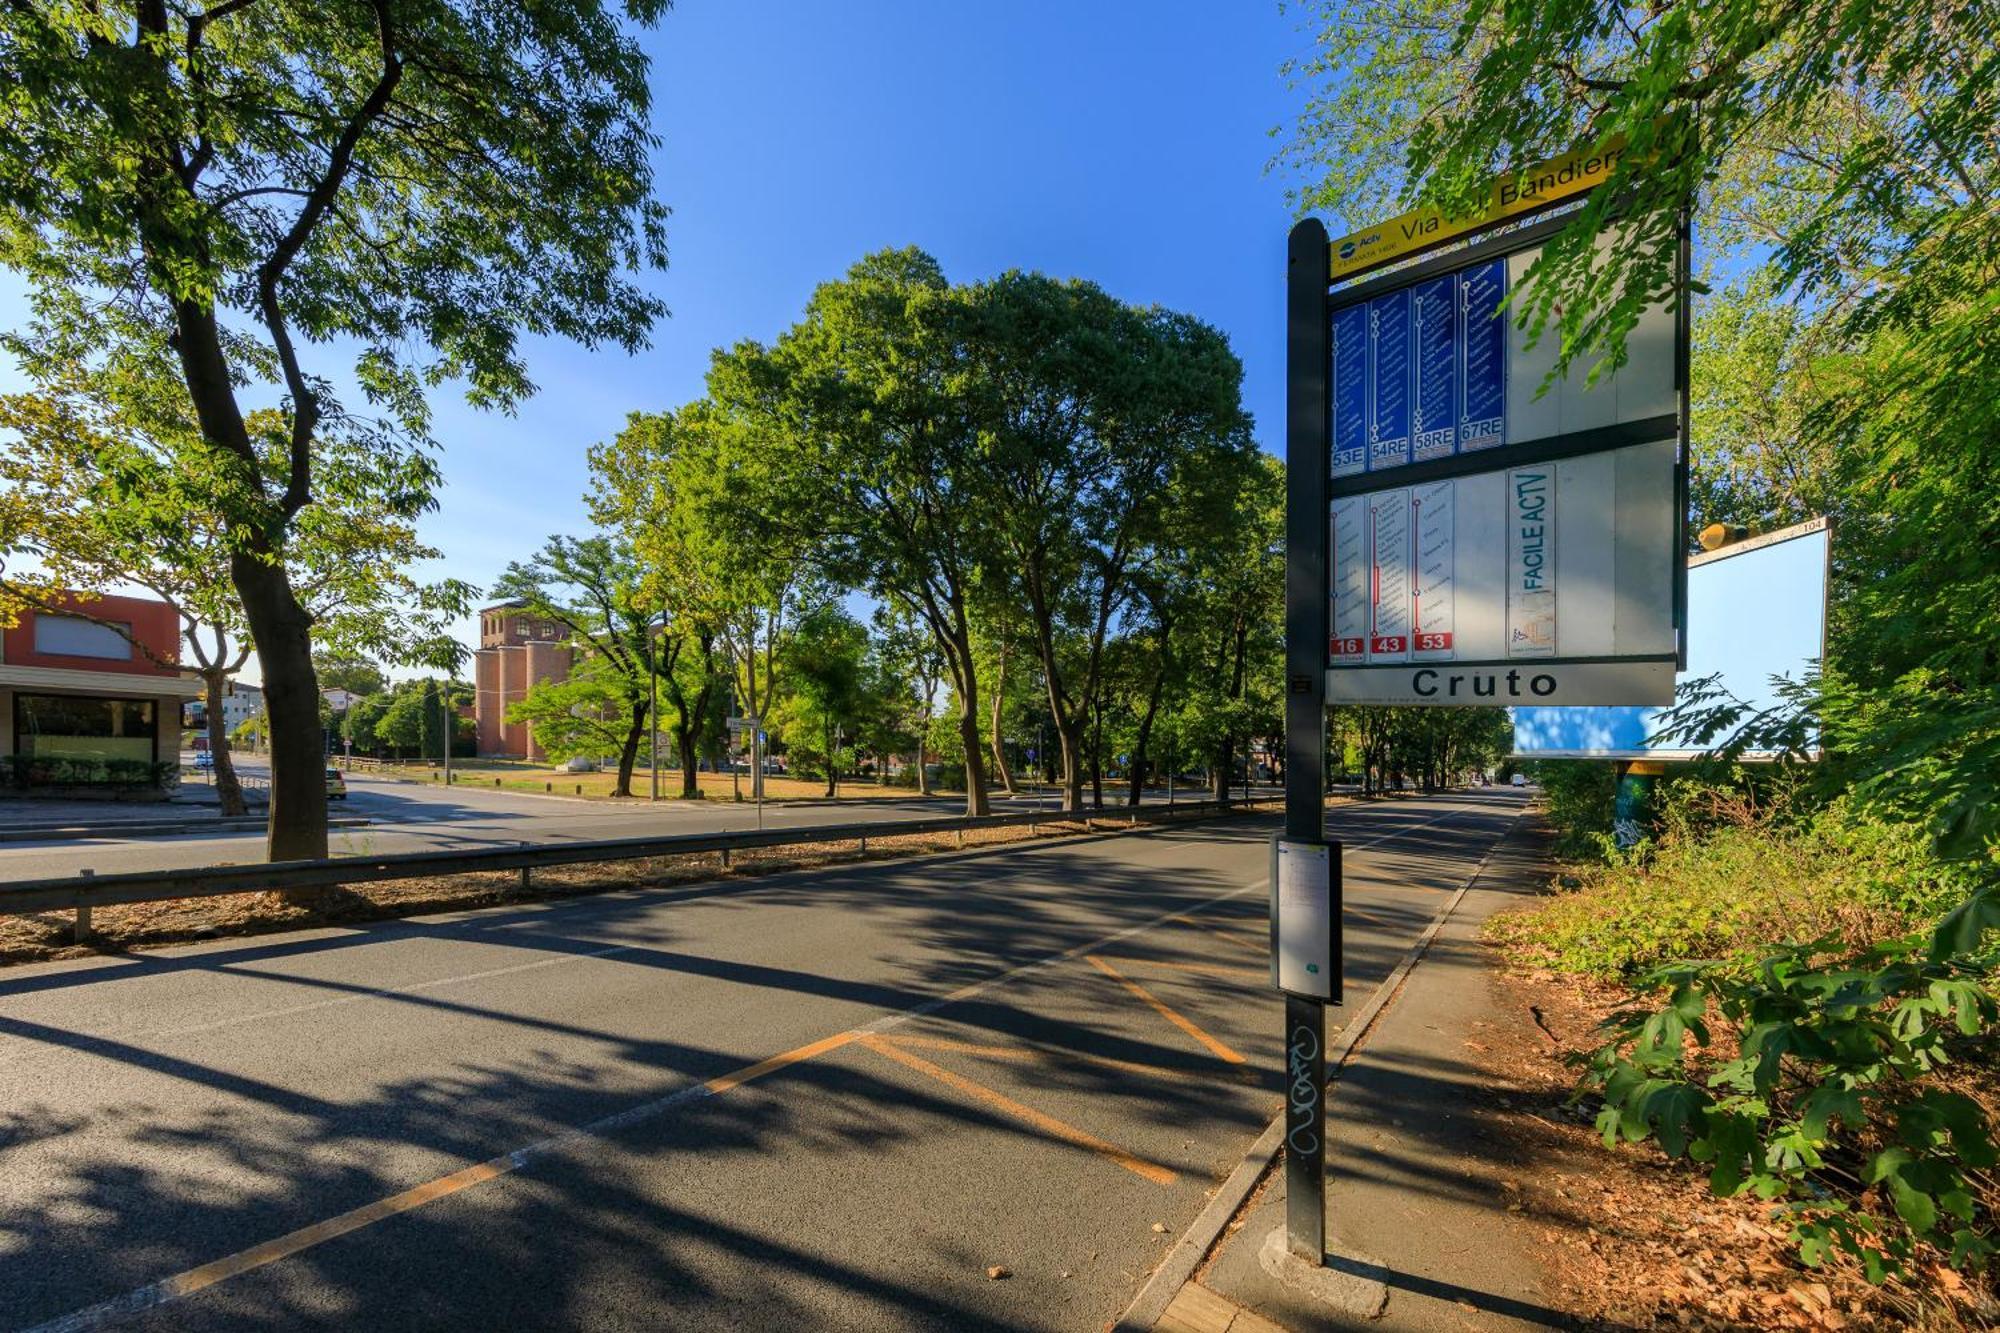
[{"xmin": 1281, "ymin": 216, "xmax": 1339, "ymax": 1263}]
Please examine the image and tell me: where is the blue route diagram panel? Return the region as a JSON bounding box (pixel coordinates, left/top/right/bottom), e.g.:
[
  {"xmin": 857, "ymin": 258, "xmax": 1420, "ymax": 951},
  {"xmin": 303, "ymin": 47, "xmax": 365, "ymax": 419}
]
[
  {"xmin": 1331, "ymin": 303, "xmax": 1369, "ymax": 478},
  {"xmin": 1459, "ymin": 259, "xmax": 1507, "ymax": 451},
  {"xmin": 1411, "ymin": 275, "xmax": 1458, "ymax": 462},
  {"xmin": 1332, "ymin": 255, "xmax": 1509, "ymax": 477},
  {"xmin": 1366, "ymin": 288, "xmax": 1412, "ymax": 470}
]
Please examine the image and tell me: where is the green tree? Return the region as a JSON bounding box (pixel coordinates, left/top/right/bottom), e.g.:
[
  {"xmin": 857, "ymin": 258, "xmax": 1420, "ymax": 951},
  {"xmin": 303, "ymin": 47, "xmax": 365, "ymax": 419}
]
[
  {"xmin": 0, "ymin": 0, "xmax": 669, "ymax": 859},
  {"xmin": 504, "ymin": 660, "xmax": 641, "ymax": 772},
  {"xmin": 771, "ymin": 605, "xmax": 871, "ymax": 797},
  {"xmin": 0, "ymin": 395, "xmax": 469, "ymax": 815},
  {"xmin": 492, "ymin": 536, "xmax": 662, "ymax": 798},
  {"xmin": 316, "ymin": 654, "xmax": 389, "ymax": 699},
  {"xmin": 708, "ymin": 250, "xmax": 1000, "ymax": 816},
  {"xmin": 586, "ymin": 406, "xmax": 752, "ymax": 799},
  {"xmin": 960, "ymin": 272, "xmax": 1256, "ymax": 812}
]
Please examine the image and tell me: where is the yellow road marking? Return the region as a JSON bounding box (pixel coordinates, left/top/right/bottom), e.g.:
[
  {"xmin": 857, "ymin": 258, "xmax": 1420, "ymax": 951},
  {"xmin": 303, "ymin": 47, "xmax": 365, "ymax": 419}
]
[
  {"xmin": 857, "ymin": 1034, "xmax": 1177, "ymax": 1186},
  {"xmin": 159, "ymin": 1158, "xmax": 512, "ymax": 1300},
  {"xmin": 1173, "ymin": 913, "xmax": 1266, "ymax": 955},
  {"xmin": 704, "ymin": 1030, "xmax": 859, "ymax": 1095},
  {"xmin": 881, "ymin": 1032, "xmax": 1260, "ymax": 1086},
  {"xmin": 33, "ymin": 865, "xmax": 1284, "ymax": 1333},
  {"xmin": 1093, "ymin": 956, "xmax": 1265, "ymax": 980},
  {"xmin": 1084, "ymin": 955, "xmax": 1246, "ymax": 1065}
]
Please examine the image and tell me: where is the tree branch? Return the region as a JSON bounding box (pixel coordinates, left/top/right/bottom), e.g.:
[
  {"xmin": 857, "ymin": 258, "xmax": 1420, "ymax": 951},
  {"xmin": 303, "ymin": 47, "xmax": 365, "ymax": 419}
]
[{"xmin": 257, "ymin": 0, "xmax": 403, "ymax": 519}]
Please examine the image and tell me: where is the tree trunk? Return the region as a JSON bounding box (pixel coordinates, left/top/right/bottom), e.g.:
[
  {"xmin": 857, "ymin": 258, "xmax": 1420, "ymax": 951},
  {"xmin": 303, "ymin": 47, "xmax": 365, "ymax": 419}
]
[
  {"xmin": 203, "ymin": 669, "xmax": 250, "ymax": 817},
  {"xmin": 1127, "ymin": 660, "xmax": 1164, "ymax": 807},
  {"xmin": 988, "ymin": 644, "xmax": 1015, "ymax": 796},
  {"xmin": 943, "ymin": 618, "xmax": 989, "ymax": 817},
  {"xmin": 955, "ymin": 701, "xmax": 989, "ymax": 816},
  {"xmin": 612, "ymin": 698, "xmax": 647, "ymax": 797},
  {"xmin": 676, "ymin": 723, "xmax": 701, "ymax": 798},
  {"xmin": 1057, "ymin": 717, "xmax": 1085, "ymax": 813},
  {"xmin": 230, "ymin": 552, "xmax": 327, "ymax": 862},
  {"xmin": 1088, "ymin": 695, "xmax": 1104, "ymax": 810},
  {"xmin": 915, "ymin": 738, "xmax": 930, "ymax": 796}
]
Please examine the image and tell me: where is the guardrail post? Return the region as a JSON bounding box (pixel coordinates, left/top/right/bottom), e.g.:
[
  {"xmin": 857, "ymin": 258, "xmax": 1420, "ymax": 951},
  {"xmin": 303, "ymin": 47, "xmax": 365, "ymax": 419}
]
[
  {"xmin": 858, "ymin": 832, "xmax": 867, "ymax": 855},
  {"xmin": 955, "ymin": 828, "xmax": 964, "ymax": 849},
  {"xmin": 518, "ymin": 843, "xmax": 531, "ymax": 897},
  {"xmin": 721, "ymin": 848, "xmax": 731, "ymax": 869},
  {"xmin": 74, "ymin": 869, "xmax": 94, "ymax": 943}
]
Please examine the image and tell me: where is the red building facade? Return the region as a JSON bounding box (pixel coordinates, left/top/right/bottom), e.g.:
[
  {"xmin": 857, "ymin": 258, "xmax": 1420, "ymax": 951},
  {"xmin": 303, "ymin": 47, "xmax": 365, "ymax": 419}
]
[
  {"xmin": 472, "ymin": 601, "xmax": 574, "ymax": 761},
  {"xmin": 0, "ymin": 591, "xmax": 200, "ymax": 792}
]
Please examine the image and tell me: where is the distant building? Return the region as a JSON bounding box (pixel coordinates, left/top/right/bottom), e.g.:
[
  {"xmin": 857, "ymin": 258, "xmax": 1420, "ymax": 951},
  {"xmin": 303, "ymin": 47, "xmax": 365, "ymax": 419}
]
[
  {"xmin": 472, "ymin": 601, "xmax": 574, "ymax": 761},
  {"xmin": 222, "ymin": 681, "xmax": 264, "ymax": 735},
  {"xmin": 0, "ymin": 591, "xmax": 200, "ymax": 794},
  {"xmin": 321, "ymin": 687, "xmax": 361, "ymax": 714}
]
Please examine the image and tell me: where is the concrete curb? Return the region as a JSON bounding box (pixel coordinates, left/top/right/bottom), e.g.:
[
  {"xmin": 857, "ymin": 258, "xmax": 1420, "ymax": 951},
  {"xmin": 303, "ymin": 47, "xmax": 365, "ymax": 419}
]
[{"xmin": 1110, "ymin": 810, "xmax": 1522, "ymax": 1333}]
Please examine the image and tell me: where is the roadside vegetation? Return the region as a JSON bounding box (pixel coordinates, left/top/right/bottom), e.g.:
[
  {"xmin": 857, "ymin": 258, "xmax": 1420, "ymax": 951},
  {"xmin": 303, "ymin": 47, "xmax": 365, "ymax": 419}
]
[{"xmin": 1284, "ymin": 0, "xmax": 2000, "ymax": 1314}]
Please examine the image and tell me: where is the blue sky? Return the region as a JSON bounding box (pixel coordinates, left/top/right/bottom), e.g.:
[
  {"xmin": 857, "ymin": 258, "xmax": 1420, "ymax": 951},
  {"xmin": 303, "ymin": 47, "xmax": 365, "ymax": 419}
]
[{"xmin": 2, "ymin": 2, "xmax": 1321, "ymax": 676}]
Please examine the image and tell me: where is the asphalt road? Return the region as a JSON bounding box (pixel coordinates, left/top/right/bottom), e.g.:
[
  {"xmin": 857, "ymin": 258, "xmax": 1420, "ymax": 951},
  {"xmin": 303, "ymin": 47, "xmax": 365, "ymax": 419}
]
[
  {"xmin": 0, "ymin": 788, "xmax": 1525, "ymax": 1332},
  {"xmin": 0, "ymin": 767, "xmax": 1079, "ymax": 881}
]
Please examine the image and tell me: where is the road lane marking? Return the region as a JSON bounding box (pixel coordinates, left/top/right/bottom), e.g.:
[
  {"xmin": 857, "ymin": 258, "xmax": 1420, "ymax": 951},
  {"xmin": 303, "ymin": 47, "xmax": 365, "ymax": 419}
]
[
  {"xmin": 1173, "ymin": 914, "xmax": 1265, "ymax": 955},
  {"xmin": 1084, "ymin": 955, "xmax": 1247, "ymax": 1065},
  {"xmin": 857, "ymin": 1034, "xmax": 1177, "ymax": 1186},
  {"xmin": 21, "ymin": 799, "xmax": 1499, "ymax": 1332},
  {"xmin": 1092, "ymin": 956, "xmax": 1265, "ymax": 980},
  {"xmin": 21, "ymin": 865, "xmax": 1276, "ymax": 1333},
  {"xmin": 880, "ymin": 1033, "xmax": 1262, "ymax": 1086}
]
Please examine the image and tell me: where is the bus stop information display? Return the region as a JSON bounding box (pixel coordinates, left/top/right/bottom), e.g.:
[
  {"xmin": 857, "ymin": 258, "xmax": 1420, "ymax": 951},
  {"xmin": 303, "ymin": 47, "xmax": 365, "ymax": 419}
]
[
  {"xmin": 1324, "ymin": 225, "xmax": 1688, "ymax": 707},
  {"xmin": 1279, "ymin": 137, "xmax": 1685, "ymax": 1269}
]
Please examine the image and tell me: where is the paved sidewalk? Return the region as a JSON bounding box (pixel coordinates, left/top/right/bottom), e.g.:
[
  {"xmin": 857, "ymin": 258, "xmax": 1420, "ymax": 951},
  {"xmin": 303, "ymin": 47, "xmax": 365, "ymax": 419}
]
[{"xmin": 1151, "ymin": 820, "xmax": 1567, "ymax": 1331}]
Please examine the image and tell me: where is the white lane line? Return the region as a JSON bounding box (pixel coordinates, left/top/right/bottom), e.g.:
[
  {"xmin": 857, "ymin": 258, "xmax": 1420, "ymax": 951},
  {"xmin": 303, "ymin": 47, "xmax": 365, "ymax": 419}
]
[
  {"xmin": 0, "ymin": 801, "xmax": 1497, "ymax": 1065},
  {"xmin": 17, "ymin": 802, "xmax": 1507, "ymax": 1333}
]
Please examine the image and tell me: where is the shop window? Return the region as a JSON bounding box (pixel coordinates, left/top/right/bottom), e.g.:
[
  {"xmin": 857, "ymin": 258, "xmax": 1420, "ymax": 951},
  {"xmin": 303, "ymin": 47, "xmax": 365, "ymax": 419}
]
[{"xmin": 15, "ymin": 694, "xmax": 158, "ymax": 762}]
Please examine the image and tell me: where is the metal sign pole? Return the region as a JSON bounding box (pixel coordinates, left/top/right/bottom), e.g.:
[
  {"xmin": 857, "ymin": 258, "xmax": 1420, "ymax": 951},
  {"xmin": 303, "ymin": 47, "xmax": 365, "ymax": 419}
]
[{"xmin": 1282, "ymin": 216, "xmax": 1336, "ymax": 1264}]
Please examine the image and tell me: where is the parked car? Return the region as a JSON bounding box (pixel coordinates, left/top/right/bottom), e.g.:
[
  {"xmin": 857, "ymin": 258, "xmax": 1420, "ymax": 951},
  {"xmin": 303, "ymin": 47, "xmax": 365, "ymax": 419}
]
[
  {"xmin": 326, "ymin": 767, "xmax": 348, "ymax": 800},
  {"xmin": 1511, "ymin": 773, "xmax": 1528, "ymax": 788},
  {"xmin": 192, "ymin": 751, "xmax": 214, "ymax": 771}
]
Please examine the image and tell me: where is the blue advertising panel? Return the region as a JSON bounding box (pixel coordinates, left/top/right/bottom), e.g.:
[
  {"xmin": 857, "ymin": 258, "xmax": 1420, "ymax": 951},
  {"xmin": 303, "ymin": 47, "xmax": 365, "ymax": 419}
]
[
  {"xmin": 1458, "ymin": 259, "xmax": 1507, "ymax": 451},
  {"xmin": 1366, "ymin": 289, "xmax": 1412, "ymax": 470},
  {"xmin": 1411, "ymin": 276, "xmax": 1458, "ymax": 462},
  {"xmin": 1331, "ymin": 304, "xmax": 1369, "ymax": 477},
  {"xmin": 1511, "ymin": 520, "xmax": 1829, "ymax": 759}
]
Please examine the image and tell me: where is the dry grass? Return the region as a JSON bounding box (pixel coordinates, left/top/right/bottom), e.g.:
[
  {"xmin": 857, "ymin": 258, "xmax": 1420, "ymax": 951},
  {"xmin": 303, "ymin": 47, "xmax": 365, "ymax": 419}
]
[{"xmin": 341, "ymin": 758, "xmax": 987, "ymax": 803}]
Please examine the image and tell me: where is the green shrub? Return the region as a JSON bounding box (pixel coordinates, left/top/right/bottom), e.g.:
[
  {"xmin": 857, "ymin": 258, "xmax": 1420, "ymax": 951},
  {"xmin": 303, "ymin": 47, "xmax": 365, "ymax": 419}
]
[
  {"xmin": 0, "ymin": 755, "xmax": 174, "ymax": 789},
  {"xmin": 1582, "ymin": 895, "xmax": 1999, "ymax": 1281},
  {"xmin": 1490, "ymin": 800, "xmax": 1978, "ymax": 981},
  {"xmin": 1528, "ymin": 759, "xmax": 1618, "ymax": 859}
]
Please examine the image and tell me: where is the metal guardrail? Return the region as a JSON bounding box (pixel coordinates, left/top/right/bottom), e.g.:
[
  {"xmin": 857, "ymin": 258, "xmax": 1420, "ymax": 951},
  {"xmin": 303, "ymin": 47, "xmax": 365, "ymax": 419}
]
[{"xmin": 2, "ymin": 797, "xmax": 1275, "ymax": 918}]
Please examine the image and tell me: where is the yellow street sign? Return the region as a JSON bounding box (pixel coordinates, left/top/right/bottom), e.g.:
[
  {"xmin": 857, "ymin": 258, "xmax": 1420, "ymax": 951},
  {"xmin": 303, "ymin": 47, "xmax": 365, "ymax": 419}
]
[{"xmin": 1328, "ymin": 137, "xmax": 1629, "ymax": 283}]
